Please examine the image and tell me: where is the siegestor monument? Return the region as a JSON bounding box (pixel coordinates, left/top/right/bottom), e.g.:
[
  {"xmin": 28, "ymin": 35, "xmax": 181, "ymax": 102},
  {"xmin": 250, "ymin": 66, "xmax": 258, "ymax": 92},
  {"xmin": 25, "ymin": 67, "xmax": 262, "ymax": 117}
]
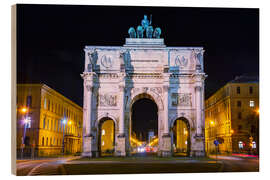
[{"xmin": 81, "ymin": 15, "xmax": 207, "ymax": 157}]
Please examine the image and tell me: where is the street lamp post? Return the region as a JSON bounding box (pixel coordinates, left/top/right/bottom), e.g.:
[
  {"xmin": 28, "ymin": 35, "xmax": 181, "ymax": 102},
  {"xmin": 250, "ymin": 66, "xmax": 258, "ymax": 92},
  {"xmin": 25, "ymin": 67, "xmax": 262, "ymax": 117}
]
[
  {"xmin": 62, "ymin": 118, "xmax": 67, "ymax": 156},
  {"xmin": 210, "ymin": 120, "xmax": 218, "ymax": 162},
  {"xmin": 20, "ymin": 107, "xmax": 30, "ymax": 159}
]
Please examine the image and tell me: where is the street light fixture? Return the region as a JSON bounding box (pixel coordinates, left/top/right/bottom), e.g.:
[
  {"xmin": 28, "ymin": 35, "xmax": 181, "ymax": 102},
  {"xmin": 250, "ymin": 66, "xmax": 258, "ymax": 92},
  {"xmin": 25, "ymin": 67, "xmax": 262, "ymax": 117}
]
[
  {"xmin": 20, "ymin": 107, "xmax": 28, "ymax": 113},
  {"xmin": 256, "ymin": 108, "xmax": 259, "ymax": 115}
]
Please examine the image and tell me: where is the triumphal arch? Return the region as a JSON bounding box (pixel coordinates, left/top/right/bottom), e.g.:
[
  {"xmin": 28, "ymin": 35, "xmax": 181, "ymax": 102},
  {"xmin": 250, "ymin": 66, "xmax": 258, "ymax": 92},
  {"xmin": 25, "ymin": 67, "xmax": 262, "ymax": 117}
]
[{"xmin": 81, "ymin": 15, "xmax": 207, "ymax": 157}]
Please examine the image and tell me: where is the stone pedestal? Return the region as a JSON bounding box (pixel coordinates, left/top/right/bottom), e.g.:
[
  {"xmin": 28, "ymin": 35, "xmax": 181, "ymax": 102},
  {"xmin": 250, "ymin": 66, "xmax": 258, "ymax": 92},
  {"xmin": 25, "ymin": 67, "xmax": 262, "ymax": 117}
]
[
  {"xmin": 190, "ymin": 135, "xmax": 205, "ymax": 157},
  {"xmin": 82, "ymin": 136, "xmax": 94, "ymax": 157},
  {"xmin": 161, "ymin": 134, "xmax": 172, "ymax": 157},
  {"xmin": 116, "ymin": 135, "xmax": 126, "ymax": 156}
]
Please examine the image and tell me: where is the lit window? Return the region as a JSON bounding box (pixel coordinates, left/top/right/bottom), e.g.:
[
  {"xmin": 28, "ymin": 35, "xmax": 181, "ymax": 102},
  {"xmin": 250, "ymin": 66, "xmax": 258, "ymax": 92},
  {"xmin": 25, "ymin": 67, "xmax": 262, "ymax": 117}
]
[
  {"xmin": 24, "ymin": 117, "xmax": 31, "ymax": 128},
  {"xmin": 239, "ymin": 141, "xmax": 243, "ymax": 149},
  {"xmin": 252, "ymin": 141, "xmax": 256, "ymax": 149},
  {"xmin": 250, "ymin": 101, "xmax": 255, "ymax": 107},
  {"xmin": 102, "ymin": 129, "xmax": 105, "ymax": 135},
  {"xmin": 44, "ymin": 98, "xmax": 47, "ymax": 109},
  {"xmin": 102, "ymin": 141, "xmax": 105, "ymax": 146}
]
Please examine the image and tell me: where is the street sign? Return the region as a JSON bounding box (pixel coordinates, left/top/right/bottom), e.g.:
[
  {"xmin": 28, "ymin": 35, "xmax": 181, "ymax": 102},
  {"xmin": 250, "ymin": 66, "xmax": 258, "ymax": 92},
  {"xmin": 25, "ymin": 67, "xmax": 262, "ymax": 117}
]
[{"xmin": 214, "ymin": 140, "xmax": 219, "ymax": 146}]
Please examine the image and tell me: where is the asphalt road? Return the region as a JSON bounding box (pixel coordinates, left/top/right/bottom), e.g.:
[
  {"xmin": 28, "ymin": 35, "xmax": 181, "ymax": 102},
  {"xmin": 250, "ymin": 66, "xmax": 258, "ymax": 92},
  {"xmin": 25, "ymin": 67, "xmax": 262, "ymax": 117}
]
[{"xmin": 16, "ymin": 155, "xmax": 259, "ymax": 175}]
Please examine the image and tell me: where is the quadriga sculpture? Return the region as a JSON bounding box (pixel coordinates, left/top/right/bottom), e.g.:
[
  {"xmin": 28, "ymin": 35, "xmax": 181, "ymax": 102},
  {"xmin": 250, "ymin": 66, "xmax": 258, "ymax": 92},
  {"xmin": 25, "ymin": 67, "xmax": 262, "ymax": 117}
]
[
  {"xmin": 153, "ymin": 27, "xmax": 161, "ymax": 38},
  {"xmin": 146, "ymin": 26, "xmax": 154, "ymax": 38},
  {"xmin": 137, "ymin": 25, "xmax": 144, "ymax": 38},
  {"xmin": 128, "ymin": 27, "xmax": 136, "ymax": 38}
]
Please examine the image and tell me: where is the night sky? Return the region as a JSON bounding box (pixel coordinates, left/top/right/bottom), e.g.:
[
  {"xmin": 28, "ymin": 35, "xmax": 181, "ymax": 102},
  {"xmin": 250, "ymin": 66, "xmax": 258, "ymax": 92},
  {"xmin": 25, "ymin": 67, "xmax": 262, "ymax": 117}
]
[{"xmin": 17, "ymin": 5, "xmax": 259, "ymax": 137}]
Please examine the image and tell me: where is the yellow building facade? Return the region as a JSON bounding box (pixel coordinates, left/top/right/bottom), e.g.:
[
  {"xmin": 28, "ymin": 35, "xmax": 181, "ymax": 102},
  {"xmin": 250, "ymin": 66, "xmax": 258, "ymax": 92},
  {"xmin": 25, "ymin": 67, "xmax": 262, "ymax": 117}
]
[
  {"xmin": 17, "ymin": 84, "xmax": 83, "ymax": 157},
  {"xmin": 205, "ymin": 76, "xmax": 259, "ymax": 155}
]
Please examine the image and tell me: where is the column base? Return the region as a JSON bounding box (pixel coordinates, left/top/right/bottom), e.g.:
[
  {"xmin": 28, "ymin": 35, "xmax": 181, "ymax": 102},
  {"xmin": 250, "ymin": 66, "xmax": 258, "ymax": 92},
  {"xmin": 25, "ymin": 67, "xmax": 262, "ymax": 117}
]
[
  {"xmin": 116, "ymin": 134, "xmax": 126, "ymax": 157},
  {"xmin": 82, "ymin": 136, "xmax": 94, "ymax": 158},
  {"xmin": 190, "ymin": 135, "xmax": 205, "ymax": 157},
  {"xmin": 160, "ymin": 134, "xmax": 171, "ymax": 157},
  {"xmin": 190, "ymin": 150, "xmax": 205, "ymax": 157},
  {"xmin": 160, "ymin": 150, "xmax": 172, "ymax": 157}
]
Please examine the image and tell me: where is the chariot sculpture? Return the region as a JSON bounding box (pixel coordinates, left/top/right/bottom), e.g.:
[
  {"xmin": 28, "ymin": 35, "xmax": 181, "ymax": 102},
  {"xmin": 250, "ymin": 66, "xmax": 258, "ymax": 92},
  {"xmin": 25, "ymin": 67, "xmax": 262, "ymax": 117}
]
[{"xmin": 128, "ymin": 15, "xmax": 161, "ymax": 39}]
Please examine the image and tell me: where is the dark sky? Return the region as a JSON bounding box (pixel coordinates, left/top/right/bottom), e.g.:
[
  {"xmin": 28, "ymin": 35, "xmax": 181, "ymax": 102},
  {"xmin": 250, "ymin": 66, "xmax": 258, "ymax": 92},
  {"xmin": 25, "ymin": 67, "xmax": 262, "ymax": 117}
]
[{"xmin": 17, "ymin": 4, "xmax": 259, "ymax": 108}]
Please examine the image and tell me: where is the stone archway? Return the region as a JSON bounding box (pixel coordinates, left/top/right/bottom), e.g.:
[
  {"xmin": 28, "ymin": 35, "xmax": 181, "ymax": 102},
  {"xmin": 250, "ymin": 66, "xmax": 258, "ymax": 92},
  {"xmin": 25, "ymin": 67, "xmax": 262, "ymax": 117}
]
[
  {"xmin": 97, "ymin": 117, "xmax": 115, "ymax": 156},
  {"xmin": 170, "ymin": 117, "xmax": 191, "ymax": 157},
  {"xmin": 129, "ymin": 93, "xmax": 159, "ymax": 154}
]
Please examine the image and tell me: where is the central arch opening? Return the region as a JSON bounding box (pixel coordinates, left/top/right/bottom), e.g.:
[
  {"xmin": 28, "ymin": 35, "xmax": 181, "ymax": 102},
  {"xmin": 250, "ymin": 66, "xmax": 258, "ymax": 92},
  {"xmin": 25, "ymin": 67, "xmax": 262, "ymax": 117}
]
[{"xmin": 131, "ymin": 97, "xmax": 158, "ymax": 155}]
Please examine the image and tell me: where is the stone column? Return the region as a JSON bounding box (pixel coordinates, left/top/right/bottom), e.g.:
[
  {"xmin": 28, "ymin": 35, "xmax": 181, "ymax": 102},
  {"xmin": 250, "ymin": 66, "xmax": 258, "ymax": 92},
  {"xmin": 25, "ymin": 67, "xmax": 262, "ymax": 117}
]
[
  {"xmin": 82, "ymin": 72, "xmax": 95, "ymax": 157},
  {"xmin": 195, "ymin": 86, "xmax": 202, "ymax": 136},
  {"xmin": 119, "ymin": 85, "xmax": 125, "ymax": 135},
  {"xmin": 116, "ymin": 73, "xmax": 126, "ymax": 156},
  {"xmin": 161, "ymin": 72, "xmax": 172, "ymax": 157},
  {"xmin": 163, "ymin": 85, "xmax": 169, "ymax": 135}
]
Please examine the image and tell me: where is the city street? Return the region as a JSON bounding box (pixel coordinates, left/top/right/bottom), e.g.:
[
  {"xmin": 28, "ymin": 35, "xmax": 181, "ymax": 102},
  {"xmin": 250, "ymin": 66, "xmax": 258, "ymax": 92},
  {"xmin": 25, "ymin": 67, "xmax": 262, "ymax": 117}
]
[{"xmin": 16, "ymin": 155, "xmax": 259, "ymax": 175}]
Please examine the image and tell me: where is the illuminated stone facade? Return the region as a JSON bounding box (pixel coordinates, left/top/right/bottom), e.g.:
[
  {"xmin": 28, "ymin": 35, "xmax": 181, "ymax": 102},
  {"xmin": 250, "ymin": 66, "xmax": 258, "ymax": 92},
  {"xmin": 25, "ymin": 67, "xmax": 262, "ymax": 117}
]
[
  {"xmin": 81, "ymin": 37, "xmax": 207, "ymax": 157},
  {"xmin": 205, "ymin": 76, "xmax": 259, "ymax": 155},
  {"xmin": 17, "ymin": 84, "xmax": 83, "ymax": 157}
]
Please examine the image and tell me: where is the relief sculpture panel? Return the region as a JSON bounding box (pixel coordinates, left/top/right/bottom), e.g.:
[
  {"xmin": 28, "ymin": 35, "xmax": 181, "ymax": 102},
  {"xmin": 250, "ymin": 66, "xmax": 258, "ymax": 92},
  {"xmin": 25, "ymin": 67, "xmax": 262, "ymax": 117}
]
[
  {"xmin": 98, "ymin": 93, "xmax": 117, "ymax": 107},
  {"xmin": 171, "ymin": 93, "xmax": 192, "ymax": 106}
]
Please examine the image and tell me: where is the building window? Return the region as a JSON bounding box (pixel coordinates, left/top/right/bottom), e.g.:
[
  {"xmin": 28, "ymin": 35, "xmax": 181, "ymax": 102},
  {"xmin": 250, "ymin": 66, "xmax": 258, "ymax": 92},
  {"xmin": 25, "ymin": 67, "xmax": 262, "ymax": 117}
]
[
  {"xmin": 48, "ymin": 100, "xmax": 50, "ymax": 111},
  {"xmin": 44, "ymin": 98, "xmax": 47, "ymax": 109},
  {"xmin": 46, "ymin": 137, "xmax": 48, "ymax": 146},
  {"xmin": 238, "ymin": 112, "xmax": 242, "ymax": 119},
  {"xmin": 252, "ymin": 141, "xmax": 256, "ymax": 149},
  {"xmin": 24, "ymin": 136, "xmax": 30, "ymax": 146},
  {"xmin": 250, "ymin": 100, "xmax": 255, "ymax": 107},
  {"xmin": 26, "ymin": 96, "xmax": 32, "ymax": 108},
  {"xmin": 249, "ymin": 86, "xmax": 253, "ymax": 94},
  {"xmin": 251, "ymin": 125, "xmax": 256, "ymax": 133},
  {"xmin": 237, "ymin": 100, "xmax": 241, "ymax": 107},
  {"xmin": 43, "ymin": 117, "xmax": 46, "ymax": 129},
  {"xmin": 239, "ymin": 141, "xmax": 244, "ymax": 149},
  {"xmin": 237, "ymin": 87, "xmax": 240, "ymax": 94},
  {"xmin": 42, "ymin": 137, "xmax": 44, "ymax": 146},
  {"xmin": 24, "ymin": 117, "xmax": 31, "ymax": 128},
  {"xmin": 238, "ymin": 125, "xmax": 242, "ymax": 130}
]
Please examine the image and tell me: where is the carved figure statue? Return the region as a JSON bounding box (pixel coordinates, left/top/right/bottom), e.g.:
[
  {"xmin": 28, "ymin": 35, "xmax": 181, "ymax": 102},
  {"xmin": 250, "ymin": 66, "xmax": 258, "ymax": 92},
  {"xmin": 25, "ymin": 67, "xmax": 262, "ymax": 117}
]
[
  {"xmin": 153, "ymin": 27, "xmax": 161, "ymax": 38},
  {"xmin": 87, "ymin": 49, "xmax": 98, "ymax": 72},
  {"xmin": 141, "ymin": 15, "xmax": 152, "ymax": 31},
  {"xmin": 146, "ymin": 26, "xmax": 154, "ymax": 38},
  {"xmin": 128, "ymin": 27, "xmax": 136, "ymax": 38},
  {"xmin": 119, "ymin": 50, "xmax": 131, "ymax": 68},
  {"xmin": 137, "ymin": 25, "xmax": 144, "ymax": 38}
]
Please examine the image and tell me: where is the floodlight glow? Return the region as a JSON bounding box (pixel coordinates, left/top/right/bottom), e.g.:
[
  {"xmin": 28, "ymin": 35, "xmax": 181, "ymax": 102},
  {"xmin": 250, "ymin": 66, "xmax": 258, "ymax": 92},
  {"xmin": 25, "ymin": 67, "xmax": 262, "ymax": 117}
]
[{"xmin": 62, "ymin": 119, "xmax": 67, "ymax": 124}]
